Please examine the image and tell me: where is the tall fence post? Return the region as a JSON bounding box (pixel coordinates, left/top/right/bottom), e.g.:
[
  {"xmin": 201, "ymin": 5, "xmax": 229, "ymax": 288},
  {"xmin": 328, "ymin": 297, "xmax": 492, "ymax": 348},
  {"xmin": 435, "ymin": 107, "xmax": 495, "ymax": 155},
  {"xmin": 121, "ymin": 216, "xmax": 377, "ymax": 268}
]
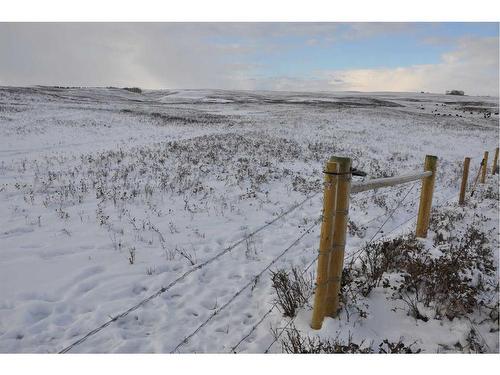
[
  {"xmin": 492, "ymin": 147, "xmax": 499, "ymax": 175},
  {"xmin": 416, "ymin": 155, "xmax": 437, "ymax": 238},
  {"xmin": 310, "ymin": 160, "xmax": 338, "ymax": 330},
  {"xmin": 459, "ymin": 157, "xmax": 470, "ymax": 206},
  {"xmin": 324, "ymin": 157, "xmax": 351, "ymax": 318},
  {"xmin": 480, "ymin": 151, "xmax": 489, "ymax": 183}
]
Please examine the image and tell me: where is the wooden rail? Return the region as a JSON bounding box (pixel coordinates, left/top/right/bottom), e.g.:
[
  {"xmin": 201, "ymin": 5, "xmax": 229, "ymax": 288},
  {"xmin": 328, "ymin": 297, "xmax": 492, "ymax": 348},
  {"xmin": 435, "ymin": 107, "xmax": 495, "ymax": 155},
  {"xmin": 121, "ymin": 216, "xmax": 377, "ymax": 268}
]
[{"xmin": 351, "ymin": 171, "xmax": 432, "ymax": 194}]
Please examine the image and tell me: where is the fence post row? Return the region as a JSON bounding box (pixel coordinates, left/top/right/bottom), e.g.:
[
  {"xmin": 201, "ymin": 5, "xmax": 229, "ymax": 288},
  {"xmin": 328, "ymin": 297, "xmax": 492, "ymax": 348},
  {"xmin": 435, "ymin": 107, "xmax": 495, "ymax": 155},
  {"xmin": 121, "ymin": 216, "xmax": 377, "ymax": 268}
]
[
  {"xmin": 415, "ymin": 155, "xmax": 438, "ymax": 238},
  {"xmin": 480, "ymin": 151, "xmax": 489, "ymax": 184},
  {"xmin": 459, "ymin": 157, "xmax": 470, "ymax": 206}
]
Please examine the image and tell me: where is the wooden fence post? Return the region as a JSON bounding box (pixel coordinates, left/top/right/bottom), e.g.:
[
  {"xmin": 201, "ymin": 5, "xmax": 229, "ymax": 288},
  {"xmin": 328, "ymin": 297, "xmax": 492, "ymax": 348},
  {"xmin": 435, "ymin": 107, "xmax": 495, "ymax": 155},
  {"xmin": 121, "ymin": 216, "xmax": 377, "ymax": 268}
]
[
  {"xmin": 492, "ymin": 147, "xmax": 499, "ymax": 175},
  {"xmin": 480, "ymin": 151, "xmax": 489, "ymax": 183},
  {"xmin": 459, "ymin": 157, "xmax": 470, "ymax": 206},
  {"xmin": 324, "ymin": 156, "xmax": 351, "ymax": 318},
  {"xmin": 310, "ymin": 160, "xmax": 338, "ymax": 330},
  {"xmin": 416, "ymin": 155, "xmax": 437, "ymax": 238}
]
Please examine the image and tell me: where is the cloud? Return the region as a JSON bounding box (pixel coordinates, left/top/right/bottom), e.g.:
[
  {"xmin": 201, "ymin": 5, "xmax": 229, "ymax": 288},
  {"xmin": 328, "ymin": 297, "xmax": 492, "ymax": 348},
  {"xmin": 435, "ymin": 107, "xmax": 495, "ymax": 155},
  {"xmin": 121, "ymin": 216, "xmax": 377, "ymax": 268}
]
[
  {"xmin": 0, "ymin": 23, "xmax": 497, "ymax": 95},
  {"xmin": 0, "ymin": 23, "xmax": 328, "ymax": 88},
  {"xmin": 319, "ymin": 36, "xmax": 499, "ymax": 95},
  {"xmin": 244, "ymin": 36, "xmax": 499, "ymax": 96},
  {"xmin": 0, "ymin": 23, "xmax": 254, "ymax": 88}
]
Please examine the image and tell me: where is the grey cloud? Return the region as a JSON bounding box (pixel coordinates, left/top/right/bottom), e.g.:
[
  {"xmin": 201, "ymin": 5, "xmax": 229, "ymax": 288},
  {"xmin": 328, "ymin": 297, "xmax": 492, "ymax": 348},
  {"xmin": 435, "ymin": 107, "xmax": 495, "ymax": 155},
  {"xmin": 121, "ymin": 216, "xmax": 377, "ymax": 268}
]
[{"xmin": 2, "ymin": 23, "xmax": 332, "ymax": 88}]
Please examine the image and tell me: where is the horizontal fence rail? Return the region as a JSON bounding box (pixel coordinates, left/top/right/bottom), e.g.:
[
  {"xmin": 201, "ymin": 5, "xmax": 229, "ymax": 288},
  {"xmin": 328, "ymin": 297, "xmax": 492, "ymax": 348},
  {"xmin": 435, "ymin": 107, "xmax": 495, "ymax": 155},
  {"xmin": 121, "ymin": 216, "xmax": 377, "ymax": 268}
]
[{"xmin": 351, "ymin": 170, "xmax": 432, "ymax": 194}]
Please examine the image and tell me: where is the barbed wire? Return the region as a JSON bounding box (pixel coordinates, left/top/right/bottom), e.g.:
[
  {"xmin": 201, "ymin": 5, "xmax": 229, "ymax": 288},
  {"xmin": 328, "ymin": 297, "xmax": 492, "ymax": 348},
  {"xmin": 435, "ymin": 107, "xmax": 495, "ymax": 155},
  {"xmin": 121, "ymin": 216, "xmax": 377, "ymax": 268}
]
[
  {"xmin": 170, "ymin": 217, "xmax": 322, "ymax": 353},
  {"xmin": 357, "ymin": 186, "xmax": 421, "ymax": 228},
  {"xmin": 371, "ymin": 189, "xmax": 459, "ymax": 242},
  {"xmin": 357, "ymin": 183, "xmax": 452, "ymax": 229},
  {"xmin": 263, "ymin": 281, "xmax": 318, "ymax": 353},
  {"xmin": 345, "ymin": 182, "xmax": 417, "ymax": 265},
  {"xmin": 366, "ymin": 182, "xmax": 418, "ymax": 243},
  {"xmin": 229, "ymin": 254, "xmax": 319, "ymax": 353},
  {"xmin": 58, "ymin": 191, "xmax": 321, "ymax": 354},
  {"xmin": 346, "ymin": 187, "xmax": 458, "ymax": 265}
]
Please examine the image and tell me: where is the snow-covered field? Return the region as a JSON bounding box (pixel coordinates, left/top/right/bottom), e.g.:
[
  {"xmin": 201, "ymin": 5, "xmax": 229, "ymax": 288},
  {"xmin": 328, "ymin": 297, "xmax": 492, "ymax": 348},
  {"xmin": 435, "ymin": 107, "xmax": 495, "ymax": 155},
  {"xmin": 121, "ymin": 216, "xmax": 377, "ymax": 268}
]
[{"xmin": 0, "ymin": 86, "xmax": 498, "ymax": 353}]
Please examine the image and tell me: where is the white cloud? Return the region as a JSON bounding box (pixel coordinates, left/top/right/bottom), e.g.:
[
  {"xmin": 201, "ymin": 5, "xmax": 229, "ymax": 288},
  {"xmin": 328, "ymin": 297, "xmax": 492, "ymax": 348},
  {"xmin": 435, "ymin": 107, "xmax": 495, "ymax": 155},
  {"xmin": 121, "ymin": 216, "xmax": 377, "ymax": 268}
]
[
  {"xmin": 320, "ymin": 36, "xmax": 499, "ymax": 95},
  {"xmin": 247, "ymin": 36, "xmax": 499, "ymax": 96}
]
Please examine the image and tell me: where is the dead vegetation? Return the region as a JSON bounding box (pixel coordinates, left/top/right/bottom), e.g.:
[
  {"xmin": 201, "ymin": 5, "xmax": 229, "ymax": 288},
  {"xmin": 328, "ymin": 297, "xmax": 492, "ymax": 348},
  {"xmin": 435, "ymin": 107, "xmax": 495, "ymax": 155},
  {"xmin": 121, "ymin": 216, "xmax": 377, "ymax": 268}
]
[
  {"xmin": 338, "ymin": 203, "xmax": 498, "ymax": 349},
  {"xmin": 279, "ymin": 325, "xmax": 421, "ymax": 354},
  {"xmin": 271, "ymin": 267, "xmax": 314, "ymax": 318}
]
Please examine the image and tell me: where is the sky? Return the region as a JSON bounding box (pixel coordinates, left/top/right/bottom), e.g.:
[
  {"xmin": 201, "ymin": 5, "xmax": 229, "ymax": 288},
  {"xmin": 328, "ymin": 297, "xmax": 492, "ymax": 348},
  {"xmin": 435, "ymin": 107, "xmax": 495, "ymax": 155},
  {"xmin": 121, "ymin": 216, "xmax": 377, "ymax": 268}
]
[{"xmin": 0, "ymin": 22, "xmax": 498, "ymax": 95}]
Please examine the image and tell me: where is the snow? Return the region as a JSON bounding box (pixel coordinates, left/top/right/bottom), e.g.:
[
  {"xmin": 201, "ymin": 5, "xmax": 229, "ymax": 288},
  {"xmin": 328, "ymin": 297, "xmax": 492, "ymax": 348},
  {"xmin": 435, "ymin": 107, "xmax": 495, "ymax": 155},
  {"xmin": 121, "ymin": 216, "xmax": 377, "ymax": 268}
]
[{"xmin": 0, "ymin": 86, "xmax": 498, "ymax": 353}]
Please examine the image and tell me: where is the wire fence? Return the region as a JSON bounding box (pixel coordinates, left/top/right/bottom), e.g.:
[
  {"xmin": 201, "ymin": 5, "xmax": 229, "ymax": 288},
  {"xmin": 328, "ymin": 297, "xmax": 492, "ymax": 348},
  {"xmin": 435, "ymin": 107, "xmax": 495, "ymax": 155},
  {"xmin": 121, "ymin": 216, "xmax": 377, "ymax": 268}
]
[
  {"xmin": 170, "ymin": 217, "xmax": 321, "ymax": 353},
  {"xmin": 260, "ymin": 186, "xmax": 465, "ymax": 354},
  {"xmin": 230, "ymin": 178, "xmax": 468, "ymax": 353},
  {"xmin": 345, "ymin": 181, "xmax": 418, "ymax": 265},
  {"xmin": 230, "ymin": 255, "xmax": 319, "ymax": 353},
  {"xmin": 169, "ymin": 186, "xmax": 419, "ymax": 353},
  {"xmin": 58, "ymin": 190, "xmax": 321, "ymax": 353},
  {"xmin": 262, "ymin": 182, "xmax": 419, "ymax": 353},
  {"xmin": 58, "ymin": 152, "xmax": 494, "ymax": 354}
]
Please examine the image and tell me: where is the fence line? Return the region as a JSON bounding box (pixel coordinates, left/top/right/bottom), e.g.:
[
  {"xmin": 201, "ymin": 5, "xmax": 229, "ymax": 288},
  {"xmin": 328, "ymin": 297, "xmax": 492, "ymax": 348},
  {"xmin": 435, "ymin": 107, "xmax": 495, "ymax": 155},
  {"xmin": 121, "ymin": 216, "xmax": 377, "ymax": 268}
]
[
  {"xmin": 309, "ymin": 155, "xmax": 437, "ymax": 327},
  {"xmin": 229, "ymin": 183, "xmax": 423, "ymax": 352},
  {"xmin": 356, "ymin": 183, "xmax": 452, "ymax": 254},
  {"xmin": 366, "ymin": 189, "xmax": 457, "ymax": 249},
  {"xmin": 58, "ymin": 147, "xmax": 497, "ymax": 353},
  {"xmin": 208, "ymin": 152, "xmax": 494, "ymax": 351}
]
